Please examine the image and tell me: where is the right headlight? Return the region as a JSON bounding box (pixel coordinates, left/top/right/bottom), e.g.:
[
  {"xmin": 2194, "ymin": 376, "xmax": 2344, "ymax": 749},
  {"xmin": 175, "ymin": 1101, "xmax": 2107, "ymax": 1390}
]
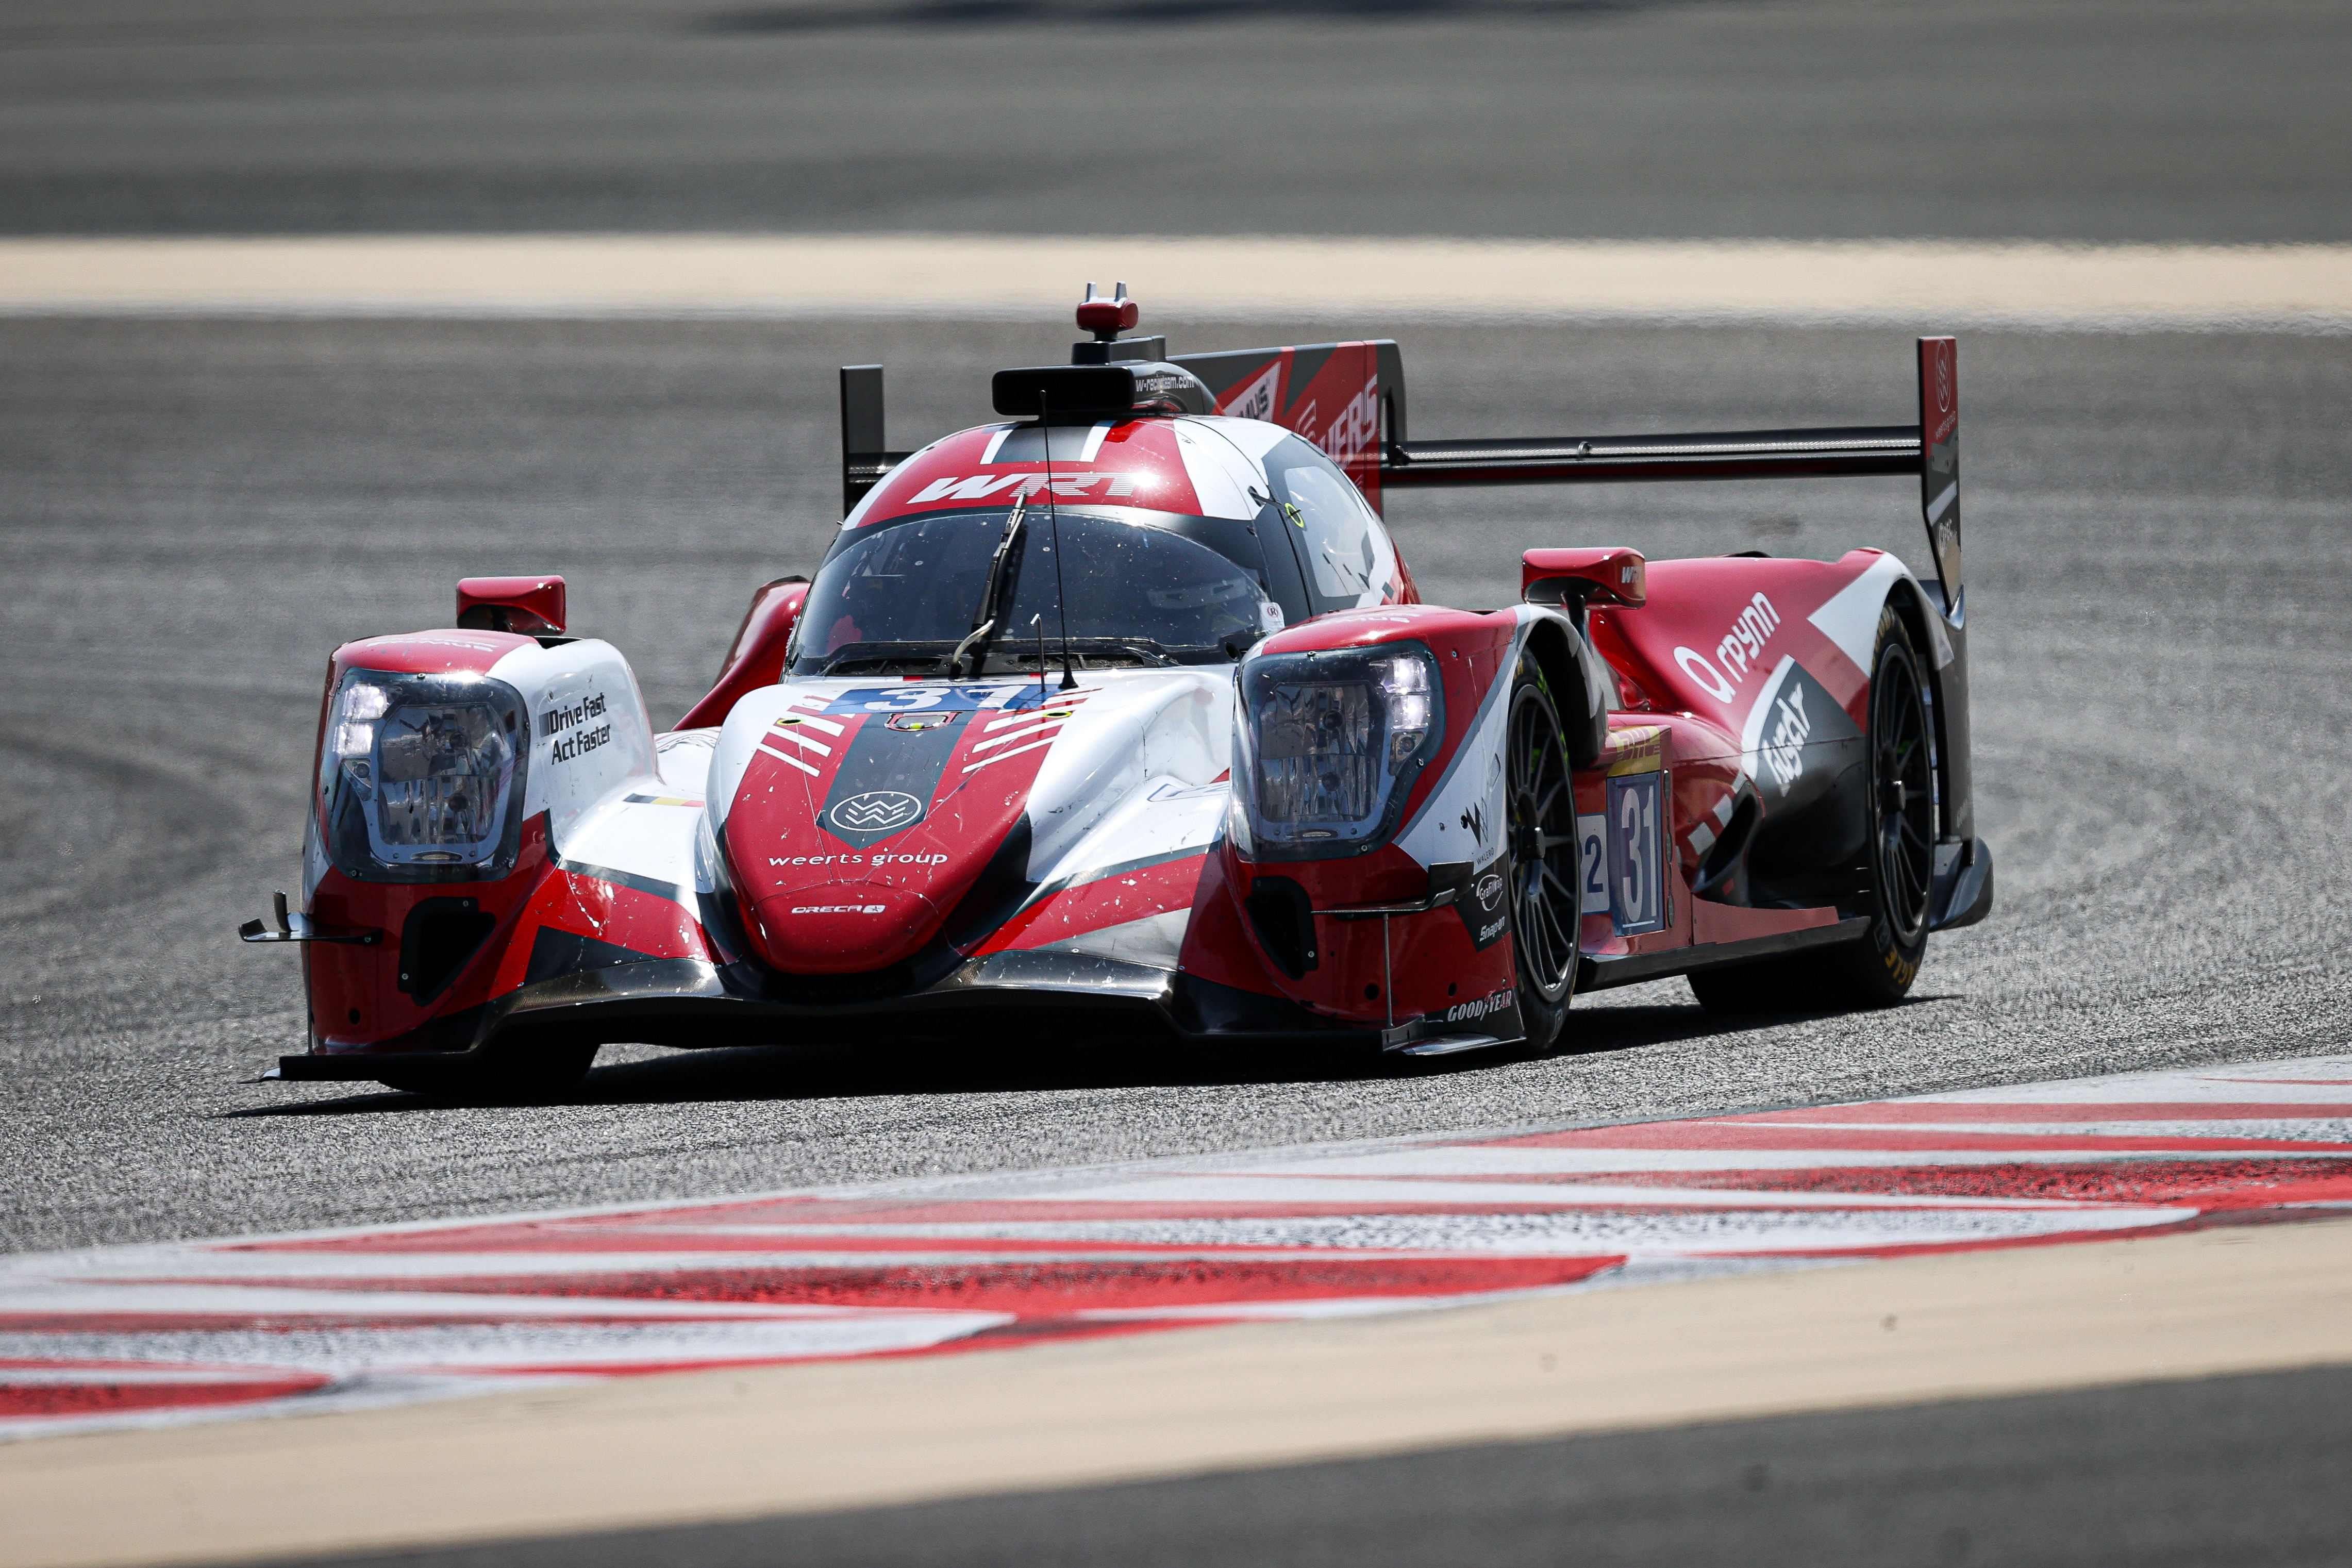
[
  {"xmin": 316, "ymin": 668, "xmax": 530, "ymax": 882},
  {"xmin": 1237, "ymin": 642, "xmax": 1444, "ymax": 858}
]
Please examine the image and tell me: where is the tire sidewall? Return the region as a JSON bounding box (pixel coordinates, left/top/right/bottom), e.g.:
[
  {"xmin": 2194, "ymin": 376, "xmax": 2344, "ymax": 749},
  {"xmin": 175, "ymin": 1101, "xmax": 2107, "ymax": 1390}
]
[
  {"xmin": 1860, "ymin": 607, "xmax": 1932, "ymax": 998},
  {"xmin": 1507, "ymin": 661, "xmax": 1575, "ymax": 1052}
]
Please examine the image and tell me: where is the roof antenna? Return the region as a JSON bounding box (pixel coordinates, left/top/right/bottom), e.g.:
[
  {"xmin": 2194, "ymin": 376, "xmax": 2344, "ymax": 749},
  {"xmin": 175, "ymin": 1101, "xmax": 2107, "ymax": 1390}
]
[{"xmin": 1039, "ymin": 388, "xmax": 1078, "ymax": 690}]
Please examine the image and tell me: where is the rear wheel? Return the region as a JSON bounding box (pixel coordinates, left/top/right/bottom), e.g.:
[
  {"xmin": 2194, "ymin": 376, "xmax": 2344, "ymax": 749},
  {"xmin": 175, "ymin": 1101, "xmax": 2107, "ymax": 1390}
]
[
  {"xmin": 1506, "ymin": 660, "xmax": 1581, "ymax": 1052},
  {"xmin": 1690, "ymin": 607, "xmax": 1934, "ymax": 1012}
]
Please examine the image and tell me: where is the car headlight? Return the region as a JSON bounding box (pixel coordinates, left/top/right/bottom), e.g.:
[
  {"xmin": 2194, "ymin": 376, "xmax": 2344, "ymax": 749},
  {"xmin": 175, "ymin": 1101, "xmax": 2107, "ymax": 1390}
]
[
  {"xmin": 318, "ymin": 669, "xmax": 529, "ymax": 881},
  {"xmin": 1237, "ymin": 642, "xmax": 1443, "ymax": 857}
]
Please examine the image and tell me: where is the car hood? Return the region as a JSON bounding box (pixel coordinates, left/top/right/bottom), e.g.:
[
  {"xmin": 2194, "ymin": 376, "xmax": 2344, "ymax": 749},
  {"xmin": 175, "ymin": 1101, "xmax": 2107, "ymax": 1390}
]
[{"xmin": 707, "ymin": 671, "xmax": 1230, "ymax": 974}]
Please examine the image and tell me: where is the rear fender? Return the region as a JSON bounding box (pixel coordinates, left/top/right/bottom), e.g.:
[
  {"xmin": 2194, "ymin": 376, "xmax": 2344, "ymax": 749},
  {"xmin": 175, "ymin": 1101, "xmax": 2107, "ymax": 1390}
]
[{"xmin": 1590, "ymin": 548, "xmax": 1972, "ymax": 901}]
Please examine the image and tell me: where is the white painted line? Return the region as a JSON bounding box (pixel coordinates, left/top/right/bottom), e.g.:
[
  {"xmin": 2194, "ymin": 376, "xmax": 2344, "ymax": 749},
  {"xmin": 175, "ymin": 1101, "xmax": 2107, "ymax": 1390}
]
[
  {"xmin": 2, "ymin": 235, "xmax": 2349, "ymax": 329},
  {"xmin": 754, "ymin": 742, "xmax": 821, "ymax": 776},
  {"xmin": 763, "ymin": 725, "xmax": 832, "ymax": 758},
  {"xmin": 969, "ymin": 718, "xmax": 1068, "ymax": 755},
  {"xmin": 961, "ymin": 734, "xmax": 1060, "ymax": 773}
]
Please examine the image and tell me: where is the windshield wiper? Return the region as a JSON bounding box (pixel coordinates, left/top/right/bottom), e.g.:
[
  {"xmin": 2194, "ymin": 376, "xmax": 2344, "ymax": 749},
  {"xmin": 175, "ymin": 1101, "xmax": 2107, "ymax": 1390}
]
[
  {"xmin": 979, "ymin": 637, "xmax": 1209, "ymax": 674},
  {"xmin": 945, "ymin": 492, "xmax": 1028, "ymax": 677},
  {"xmin": 819, "ymin": 641, "xmax": 957, "ymax": 676}
]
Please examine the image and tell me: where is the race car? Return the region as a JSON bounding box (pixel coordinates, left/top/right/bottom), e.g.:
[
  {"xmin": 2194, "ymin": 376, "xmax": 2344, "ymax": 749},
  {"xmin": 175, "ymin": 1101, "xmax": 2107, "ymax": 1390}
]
[{"xmin": 246, "ymin": 286, "xmax": 1992, "ymax": 1093}]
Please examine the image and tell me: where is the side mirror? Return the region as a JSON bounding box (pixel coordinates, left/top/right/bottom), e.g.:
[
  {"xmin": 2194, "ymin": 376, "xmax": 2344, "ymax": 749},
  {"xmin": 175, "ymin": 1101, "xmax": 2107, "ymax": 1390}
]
[
  {"xmin": 456, "ymin": 575, "xmax": 566, "ymax": 635},
  {"xmin": 677, "ymin": 575, "xmax": 810, "ymax": 730},
  {"xmin": 1521, "ymin": 547, "xmax": 1646, "ymax": 610}
]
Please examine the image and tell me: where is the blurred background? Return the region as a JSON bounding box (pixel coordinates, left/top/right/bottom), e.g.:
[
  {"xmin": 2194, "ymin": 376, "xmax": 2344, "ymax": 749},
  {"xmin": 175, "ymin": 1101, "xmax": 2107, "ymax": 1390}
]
[{"xmin": 7, "ymin": 0, "xmax": 2347, "ymax": 240}]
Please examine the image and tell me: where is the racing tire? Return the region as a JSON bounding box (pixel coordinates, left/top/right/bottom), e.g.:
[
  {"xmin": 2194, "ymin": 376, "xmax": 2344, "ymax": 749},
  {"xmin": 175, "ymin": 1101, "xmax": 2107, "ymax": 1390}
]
[
  {"xmin": 1505, "ymin": 658, "xmax": 1581, "ymax": 1053},
  {"xmin": 375, "ymin": 1042, "xmax": 598, "ymax": 1103},
  {"xmin": 1689, "ymin": 607, "xmax": 1935, "ymax": 1012}
]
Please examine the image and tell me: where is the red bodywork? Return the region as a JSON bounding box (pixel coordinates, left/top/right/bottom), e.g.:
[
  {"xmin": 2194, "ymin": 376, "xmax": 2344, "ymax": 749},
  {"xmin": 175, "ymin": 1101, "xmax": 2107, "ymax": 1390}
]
[
  {"xmin": 264, "ymin": 314, "xmax": 1983, "ymax": 1075},
  {"xmin": 454, "ymin": 575, "xmax": 566, "ymax": 636},
  {"xmin": 679, "ymin": 577, "xmax": 809, "ymax": 731}
]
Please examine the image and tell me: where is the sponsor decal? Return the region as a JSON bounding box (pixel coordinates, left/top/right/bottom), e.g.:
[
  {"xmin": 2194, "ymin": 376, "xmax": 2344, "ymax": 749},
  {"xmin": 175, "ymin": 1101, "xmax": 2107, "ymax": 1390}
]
[
  {"xmin": 1757, "ymin": 680, "xmax": 1812, "ymax": 794},
  {"xmin": 1713, "ymin": 593, "xmax": 1782, "ymax": 682},
  {"xmin": 826, "ymin": 790, "xmax": 925, "ymax": 835},
  {"xmin": 1459, "ymin": 804, "xmax": 1487, "ymax": 846},
  {"xmin": 1675, "ymin": 646, "xmax": 1735, "ymax": 703},
  {"xmin": 1672, "ymin": 593, "xmax": 1781, "ymax": 706},
  {"xmin": 1221, "ymin": 361, "xmax": 1281, "ymax": 423},
  {"xmin": 1738, "ymin": 659, "xmax": 1863, "ymax": 808},
  {"xmin": 539, "ymin": 691, "xmax": 607, "ymax": 737},
  {"xmin": 1451, "ymin": 855, "xmax": 1513, "ymax": 951},
  {"xmin": 768, "ymin": 852, "xmax": 948, "ymax": 868},
  {"xmin": 904, "ymin": 472, "xmax": 1144, "ymax": 505},
  {"xmin": 1318, "ymin": 377, "xmax": 1381, "ymax": 465},
  {"xmin": 1134, "ymin": 370, "xmax": 1191, "ymax": 404},
  {"xmin": 541, "ymin": 692, "xmax": 612, "ymax": 763},
  {"xmin": 789, "ymin": 904, "xmax": 887, "ymax": 915},
  {"xmin": 1444, "ymin": 986, "xmax": 1515, "ymax": 1025},
  {"xmin": 817, "ymin": 695, "xmax": 976, "ymax": 846},
  {"xmin": 1603, "ymin": 725, "xmax": 1666, "ymax": 778},
  {"xmin": 548, "ymin": 724, "xmax": 610, "ymax": 763}
]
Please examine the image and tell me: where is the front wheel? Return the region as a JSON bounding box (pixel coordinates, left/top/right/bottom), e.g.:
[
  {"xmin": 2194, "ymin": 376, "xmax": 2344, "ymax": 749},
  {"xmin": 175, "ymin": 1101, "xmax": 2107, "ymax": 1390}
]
[{"xmin": 1505, "ymin": 659, "xmax": 1581, "ymax": 1052}]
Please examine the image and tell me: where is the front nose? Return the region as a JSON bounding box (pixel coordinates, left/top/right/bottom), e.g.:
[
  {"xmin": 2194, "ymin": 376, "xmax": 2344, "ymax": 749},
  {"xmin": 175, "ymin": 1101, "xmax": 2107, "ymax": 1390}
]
[{"xmin": 739, "ymin": 882, "xmax": 939, "ymax": 975}]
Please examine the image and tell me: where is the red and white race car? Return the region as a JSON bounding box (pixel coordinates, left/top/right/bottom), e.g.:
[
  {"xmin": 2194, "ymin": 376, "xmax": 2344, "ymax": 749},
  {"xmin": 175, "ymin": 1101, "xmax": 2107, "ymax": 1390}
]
[{"xmin": 248, "ymin": 288, "xmax": 1992, "ymax": 1093}]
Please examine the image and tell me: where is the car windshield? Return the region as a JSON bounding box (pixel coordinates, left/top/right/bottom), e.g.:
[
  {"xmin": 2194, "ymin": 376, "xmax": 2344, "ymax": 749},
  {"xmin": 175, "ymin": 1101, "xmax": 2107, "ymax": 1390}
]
[{"xmin": 790, "ymin": 508, "xmax": 1281, "ymax": 677}]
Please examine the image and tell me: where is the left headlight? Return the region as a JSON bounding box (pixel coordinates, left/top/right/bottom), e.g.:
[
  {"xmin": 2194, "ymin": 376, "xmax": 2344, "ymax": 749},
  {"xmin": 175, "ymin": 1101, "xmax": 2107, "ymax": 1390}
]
[
  {"xmin": 1236, "ymin": 642, "xmax": 1444, "ymax": 858},
  {"xmin": 318, "ymin": 669, "xmax": 530, "ymax": 881}
]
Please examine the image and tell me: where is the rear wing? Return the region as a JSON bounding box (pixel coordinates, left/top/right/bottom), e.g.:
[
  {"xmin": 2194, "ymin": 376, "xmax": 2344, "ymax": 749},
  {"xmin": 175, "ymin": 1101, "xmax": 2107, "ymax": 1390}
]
[
  {"xmin": 1174, "ymin": 335, "xmax": 1963, "ymax": 619},
  {"xmin": 838, "ymin": 335, "xmax": 1962, "ymax": 616}
]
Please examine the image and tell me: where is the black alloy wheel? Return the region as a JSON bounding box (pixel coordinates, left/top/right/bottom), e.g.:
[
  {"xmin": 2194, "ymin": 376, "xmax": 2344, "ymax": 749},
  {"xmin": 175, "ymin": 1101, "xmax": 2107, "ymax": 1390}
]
[
  {"xmin": 1506, "ymin": 662, "xmax": 1580, "ymax": 1051},
  {"xmin": 1868, "ymin": 617, "xmax": 1937, "ymax": 955},
  {"xmin": 1689, "ymin": 606, "xmax": 1936, "ymax": 1013}
]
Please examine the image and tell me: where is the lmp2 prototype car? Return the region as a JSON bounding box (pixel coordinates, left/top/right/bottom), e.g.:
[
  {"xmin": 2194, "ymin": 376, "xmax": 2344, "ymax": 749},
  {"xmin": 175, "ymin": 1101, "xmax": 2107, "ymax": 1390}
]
[{"xmin": 247, "ymin": 288, "xmax": 1992, "ymax": 1093}]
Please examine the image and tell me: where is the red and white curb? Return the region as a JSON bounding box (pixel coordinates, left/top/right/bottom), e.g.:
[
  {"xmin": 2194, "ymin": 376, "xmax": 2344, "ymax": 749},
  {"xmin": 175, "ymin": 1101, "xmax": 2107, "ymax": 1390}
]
[{"xmin": 6, "ymin": 1054, "xmax": 2350, "ymax": 1439}]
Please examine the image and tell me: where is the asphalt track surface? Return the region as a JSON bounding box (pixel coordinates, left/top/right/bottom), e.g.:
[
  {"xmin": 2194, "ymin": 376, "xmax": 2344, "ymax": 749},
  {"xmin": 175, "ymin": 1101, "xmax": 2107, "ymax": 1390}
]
[
  {"xmin": 5, "ymin": 0, "xmax": 2352, "ymax": 243},
  {"xmin": 283, "ymin": 1363, "xmax": 2352, "ymax": 1568},
  {"xmin": 4, "ymin": 315, "xmax": 2350, "ymax": 1257}
]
